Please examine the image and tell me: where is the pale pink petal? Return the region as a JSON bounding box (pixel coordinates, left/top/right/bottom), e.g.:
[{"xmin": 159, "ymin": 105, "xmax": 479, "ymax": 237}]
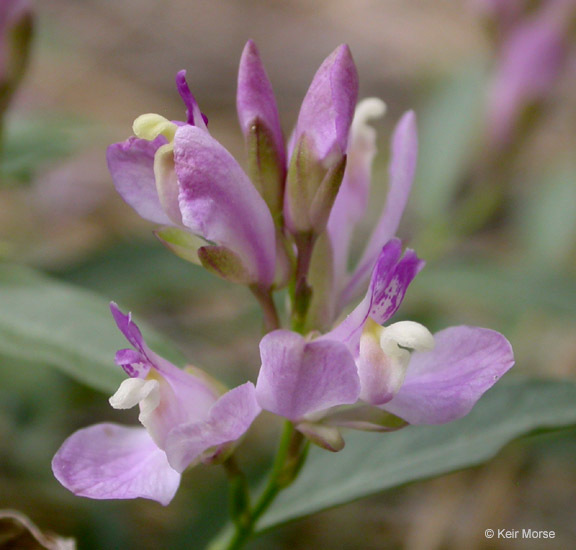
[
  {"xmin": 52, "ymin": 424, "xmax": 180, "ymax": 506},
  {"xmin": 164, "ymin": 382, "xmax": 261, "ymax": 472},
  {"xmin": 384, "ymin": 326, "xmax": 515, "ymax": 424},
  {"xmin": 106, "ymin": 137, "xmax": 172, "ymax": 225},
  {"xmin": 256, "ymin": 330, "xmax": 360, "ymax": 421},
  {"xmin": 174, "ymin": 125, "xmax": 276, "ymax": 286}
]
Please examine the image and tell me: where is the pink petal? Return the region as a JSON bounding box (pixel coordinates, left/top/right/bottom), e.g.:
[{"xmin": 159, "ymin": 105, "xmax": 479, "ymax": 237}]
[
  {"xmin": 52, "ymin": 424, "xmax": 180, "ymax": 506},
  {"xmin": 106, "ymin": 137, "xmax": 172, "ymax": 225},
  {"xmin": 384, "ymin": 326, "xmax": 515, "ymax": 424},
  {"xmin": 256, "ymin": 330, "xmax": 360, "ymax": 421},
  {"xmin": 164, "ymin": 382, "xmax": 261, "ymax": 472},
  {"xmin": 290, "ymin": 45, "xmax": 358, "ymax": 161},
  {"xmin": 328, "ymin": 240, "xmax": 424, "ymax": 352},
  {"xmin": 174, "ymin": 125, "xmax": 276, "ymax": 286},
  {"xmin": 237, "ymin": 40, "xmax": 285, "ymax": 164}
]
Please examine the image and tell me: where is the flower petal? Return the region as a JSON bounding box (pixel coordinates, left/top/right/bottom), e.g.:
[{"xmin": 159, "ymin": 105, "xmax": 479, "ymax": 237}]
[
  {"xmin": 52, "ymin": 424, "xmax": 180, "ymax": 506},
  {"xmin": 368, "ymin": 247, "xmax": 424, "ymax": 324},
  {"xmin": 328, "ymin": 98, "xmax": 386, "ymax": 296},
  {"xmin": 290, "ymin": 44, "xmax": 358, "ymax": 162},
  {"xmin": 327, "ymin": 240, "xmax": 424, "ymax": 350},
  {"xmin": 176, "ymin": 70, "xmax": 208, "ymax": 129},
  {"xmin": 164, "ymin": 382, "xmax": 261, "ymax": 472},
  {"xmin": 174, "ymin": 124, "xmax": 276, "ymax": 286},
  {"xmin": 109, "ymin": 302, "xmax": 220, "ymax": 447},
  {"xmin": 237, "ymin": 40, "xmax": 285, "ymax": 164},
  {"xmin": 383, "ymin": 326, "xmax": 515, "ymax": 424},
  {"xmin": 256, "ymin": 330, "xmax": 360, "ymax": 421},
  {"xmin": 343, "ymin": 111, "xmax": 418, "ymax": 303},
  {"xmin": 106, "ymin": 136, "xmax": 172, "ymax": 225}
]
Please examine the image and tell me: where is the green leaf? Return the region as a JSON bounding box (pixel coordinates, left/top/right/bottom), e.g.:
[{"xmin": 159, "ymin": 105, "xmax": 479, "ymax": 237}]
[
  {"xmin": 0, "ymin": 263, "xmax": 184, "ymax": 393},
  {"xmin": 259, "ymin": 378, "xmax": 576, "ymax": 530},
  {"xmin": 0, "ymin": 115, "xmax": 89, "ymax": 185}
]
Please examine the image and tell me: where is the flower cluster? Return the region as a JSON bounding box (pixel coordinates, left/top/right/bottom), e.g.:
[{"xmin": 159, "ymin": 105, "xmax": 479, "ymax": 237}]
[{"xmin": 53, "ymin": 41, "xmax": 514, "ymax": 505}]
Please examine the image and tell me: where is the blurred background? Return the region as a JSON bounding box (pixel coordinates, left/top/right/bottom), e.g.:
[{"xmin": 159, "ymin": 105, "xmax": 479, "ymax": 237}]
[{"xmin": 1, "ymin": 0, "xmax": 575, "ymax": 548}]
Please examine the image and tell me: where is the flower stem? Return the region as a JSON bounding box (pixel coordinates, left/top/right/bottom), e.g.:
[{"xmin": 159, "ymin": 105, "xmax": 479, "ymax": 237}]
[
  {"xmin": 291, "ymin": 232, "xmax": 316, "ymax": 332},
  {"xmin": 207, "ymin": 422, "xmax": 308, "ymax": 550},
  {"xmin": 250, "ymin": 285, "xmax": 281, "ymax": 333}
]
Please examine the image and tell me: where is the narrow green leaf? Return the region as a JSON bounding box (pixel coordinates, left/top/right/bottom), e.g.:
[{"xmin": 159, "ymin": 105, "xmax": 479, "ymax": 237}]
[
  {"xmin": 259, "ymin": 378, "xmax": 576, "ymax": 530},
  {"xmin": 0, "ymin": 116, "xmax": 89, "ymax": 185},
  {"xmin": 0, "ymin": 263, "xmax": 184, "ymax": 393}
]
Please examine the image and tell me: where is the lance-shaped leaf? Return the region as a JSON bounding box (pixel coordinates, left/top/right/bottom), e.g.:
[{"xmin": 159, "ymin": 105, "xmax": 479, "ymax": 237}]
[
  {"xmin": 0, "ymin": 264, "xmax": 183, "ymax": 393},
  {"xmin": 258, "ymin": 377, "xmax": 576, "ymax": 530}
]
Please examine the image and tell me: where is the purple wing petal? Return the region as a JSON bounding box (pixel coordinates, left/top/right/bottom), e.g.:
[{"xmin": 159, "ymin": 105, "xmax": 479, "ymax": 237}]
[
  {"xmin": 115, "ymin": 348, "xmax": 150, "ymax": 378},
  {"xmin": 384, "ymin": 326, "xmax": 515, "ymax": 424},
  {"xmin": 343, "ymin": 112, "xmax": 418, "ymax": 303},
  {"xmin": 237, "ymin": 40, "xmax": 285, "ymax": 163},
  {"xmin": 328, "ymin": 240, "xmax": 423, "ymax": 351},
  {"xmin": 256, "ymin": 330, "xmax": 360, "ymax": 421},
  {"xmin": 109, "ymin": 302, "xmax": 219, "ymax": 437},
  {"xmin": 176, "ymin": 70, "xmax": 209, "ymax": 129},
  {"xmin": 174, "ymin": 125, "xmax": 276, "ymax": 286},
  {"xmin": 164, "ymin": 382, "xmax": 261, "ymax": 473},
  {"xmin": 110, "ymin": 302, "xmax": 146, "ymax": 353},
  {"xmin": 52, "ymin": 424, "xmax": 180, "ymax": 506},
  {"xmin": 368, "ymin": 247, "xmax": 424, "ymax": 325},
  {"xmin": 106, "ymin": 136, "xmax": 172, "ymax": 225},
  {"xmin": 290, "ymin": 44, "xmax": 358, "ymax": 162}
]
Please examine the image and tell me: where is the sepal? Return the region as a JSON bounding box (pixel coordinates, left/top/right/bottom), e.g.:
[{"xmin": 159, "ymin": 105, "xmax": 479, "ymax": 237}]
[
  {"xmin": 285, "ymin": 134, "xmax": 347, "ymax": 235},
  {"xmin": 297, "ymin": 421, "xmax": 345, "ymax": 452},
  {"xmin": 198, "ymin": 245, "xmax": 254, "ymax": 285},
  {"xmin": 323, "ymin": 405, "xmax": 408, "ymax": 432},
  {"xmin": 245, "ymin": 118, "xmax": 286, "ymax": 223},
  {"xmin": 154, "ymin": 226, "xmax": 206, "ymax": 264}
]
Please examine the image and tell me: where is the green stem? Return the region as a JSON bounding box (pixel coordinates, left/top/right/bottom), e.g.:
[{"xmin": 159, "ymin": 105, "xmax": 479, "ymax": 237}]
[
  {"xmin": 223, "ymin": 456, "xmax": 251, "ymax": 531},
  {"xmin": 208, "ymin": 422, "xmax": 307, "ymax": 550},
  {"xmin": 291, "ymin": 232, "xmax": 316, "ymax": 332},
  {"xmin": 250, "ymin": 285, "xmax": 281, "ymax": 333}
]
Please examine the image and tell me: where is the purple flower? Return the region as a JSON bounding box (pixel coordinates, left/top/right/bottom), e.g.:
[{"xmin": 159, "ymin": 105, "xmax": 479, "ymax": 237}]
[
  {"xmin": 52, "ymin": 303, "xmax": 260, "ymax": 505},
  {"xmin": 107, "ymin": 71, "xmax": 277, "ymax": 288},
  {"xmin": 107, "ymin": 41, "xmax": 367, "ymax": 285},
  {"xmin": 486, "ymin": 0, "xmax": 576, "ymax": 147},
  {"xmin": 256, "ymin": 240, "xmax": 514, "ymax": 449}
]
